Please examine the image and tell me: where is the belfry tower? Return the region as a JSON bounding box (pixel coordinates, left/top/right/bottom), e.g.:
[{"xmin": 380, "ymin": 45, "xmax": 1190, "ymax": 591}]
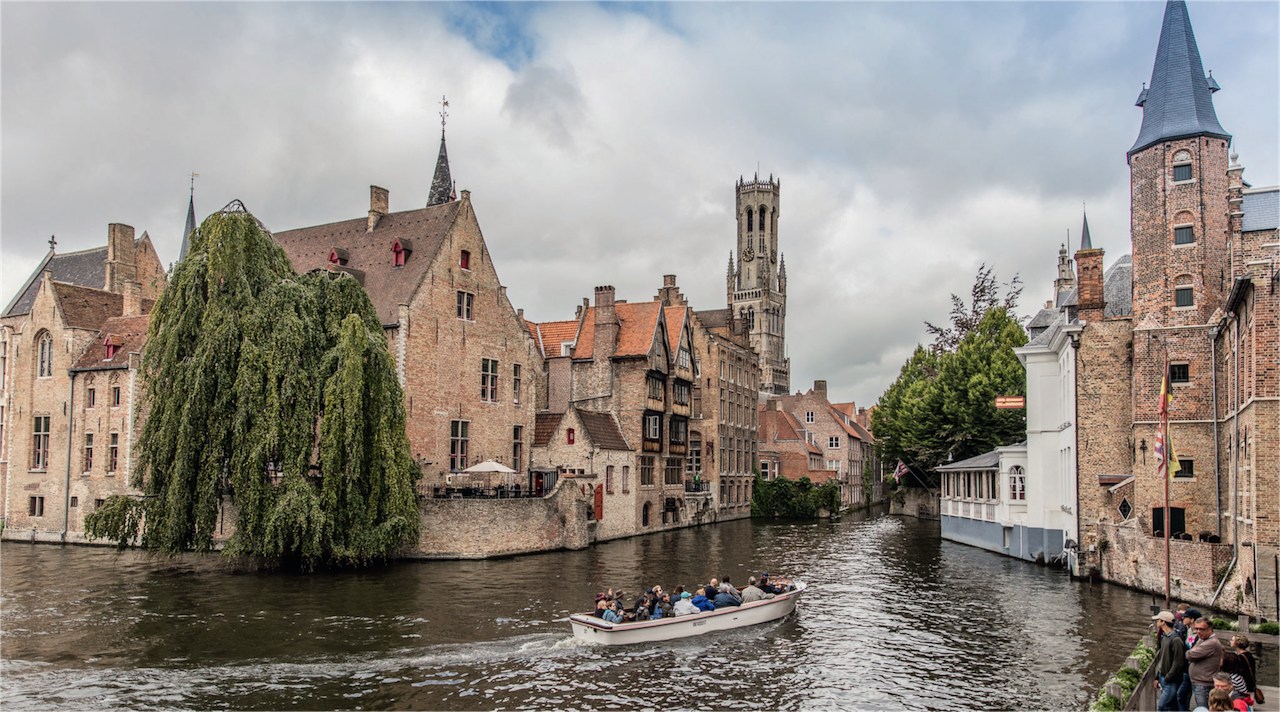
[{"xmin": 728, "ymin": 173, "xmax": 789, "ymax": 396}]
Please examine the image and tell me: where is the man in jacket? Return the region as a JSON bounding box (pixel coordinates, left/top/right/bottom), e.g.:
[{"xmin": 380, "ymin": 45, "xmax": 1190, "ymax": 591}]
[
  {"xmin": 673, "ymin": 591, "xmax": 699, "ymax": 616},
  {"xmin": 1151, "ymin": 611, "xmax": 1186, "ymax": 711},
  {"xmin": 739, "ymin": 577, "xmax": 771, "ymax": 603},
  {"xmin": 1186, "ymin": 617, "xmax": 1223, "ymax": 709},
  {"xmin": 712, "ymin": 584, "xmax": 742, "ymax": 608},
  {"xmin": 690, "ymin": 592, "xmax": 716, "ymax": 612}
]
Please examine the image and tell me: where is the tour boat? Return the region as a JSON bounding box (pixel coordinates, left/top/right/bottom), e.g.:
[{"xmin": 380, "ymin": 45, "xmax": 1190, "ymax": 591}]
[{"xmin": 568, "ymin": 582, "xmax": 806, "ymax": 645}]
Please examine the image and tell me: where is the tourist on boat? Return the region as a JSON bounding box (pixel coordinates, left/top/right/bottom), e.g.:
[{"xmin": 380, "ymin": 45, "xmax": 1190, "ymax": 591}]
[
  {"xmin": 759, "ymin": 573, "xmax": 780, "ymax": 594},
  {"xmin": 721, "ymin": 576, "xmax": 740, "ymax": 597},
  {"xmin": 712, "ymin": 583, "xmax": 742, "ymax": 608},
  {"xmin": 740, "ymin": 577, "xmax": 772, "ymax": 603},
  {"xmin": 1187, "ymin": 618, "xmax": 1224, "ymax": 710},
  {"xmin": 690, "ymin": 590, "xmax": 715, "ymax": 612},
  {"xmin": 673, "ymin": 591, "xmax": 699, "ymax": 616},
  {"xmin": 652, "ymin": 592, "xmax": 674, "ymax": 620},
  {"xmin": 592, "ymin": 593, "xmax": 610, "ymax": 618},
  {"xmin": 1151, "ymin": 610, "xmax": 1186, "ymax": 712},
  {"xmin": 602, "ymin": 599, "xmax": 624, "ymax": 624}
]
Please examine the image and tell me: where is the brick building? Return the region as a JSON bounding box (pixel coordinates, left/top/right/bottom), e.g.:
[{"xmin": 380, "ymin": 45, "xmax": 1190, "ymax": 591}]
[
  {"xmin": 757, "ymin": 399, "xmax": 831, "ymax": 485},
  {"xmin": 1026, "ymin": 0, "xmax": 1277, "ymax": 614},
  {"xmin": 1, "ymin": 224, "xmax": 166, "ymax": 539}
]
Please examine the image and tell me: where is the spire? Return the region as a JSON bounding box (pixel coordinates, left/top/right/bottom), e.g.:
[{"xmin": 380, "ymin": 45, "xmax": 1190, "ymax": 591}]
[
  {"xmin": 1129, "ymin": 0, "xmax": 1230, "ymax": 156},
  {"xmin": 427, "ymin": 96, "xmax": 453, "ymax": 207},
  {"xmin": 179, "ymin": 173, "xmax": 197, "ymax": 261},
  {"xmin": 1080, "ymin": 211, "xmax": 1093, "ymax": 250}
]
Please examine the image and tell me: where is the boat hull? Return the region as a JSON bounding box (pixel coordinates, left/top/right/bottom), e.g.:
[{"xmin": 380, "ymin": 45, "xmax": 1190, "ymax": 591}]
[{"xmin": 568, "ymin": 582, "xmax": 805, "ymax": 645}]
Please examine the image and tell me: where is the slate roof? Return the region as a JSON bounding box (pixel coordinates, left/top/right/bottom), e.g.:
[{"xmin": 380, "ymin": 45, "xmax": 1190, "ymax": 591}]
[
  {"xmin": 575, "ymin": 409, "xmax": 630, "ymax": 451},
  {"xmin": 4, "ymin": 247, "xmax": 108, "ymax": 317},
  {"xmin": 1242, "ymin": 187, "xmax": 1279, "ymax": 232},
  {"xmin": 533, "ymin": 413, "xmax": 563, "ymax": 448},
  {"xmin": 427, "ymin": 131, "xmax": 453, "ymax": 208},
  {"xmin": 1080, "ymin": 213, "xmax": 1094, "ymax": 250},
  {"xmin": 572, "ymin": 302, "xmax": 663, "ymax": 360},
  {"xmin": 1103, "ymin": 255, "xmax": 1133, "ymax": 318},
  {"xmin": 935, "ymin": 449, "xmax": 1002, "ymax": 471},
  {"xmin": 1056, "ymin": 288, "xmax": 1077, "ymax": 309},
  {"xmin": 693, "ymin": 308, "xmax": 730, "ymax": 328},
  {"xmin": 72, "ymin": 314, "xmax": 151, "ymax": 371},
  {"xmin": 52, "ymin": 282, "xmax": 124, "ymax": 329},
  {"xmin": 526, "ymin": 319, "xmax": 580, "ymax": 359},
  {"xmin": 272, "ymin": 202, "xmax": 461, "ymax": 327},
  {"xmin": 850, "ymin": 419, "xmax": 874, "ymax": 441},
  {"xmin": 1028, "ymin": 307, "xmax": 1059, "ymax": 331},
  {"xmin": 1027, "ymin": 309, "xmax": 1066, "ymax": 347},
  {"xmin": 1129, "ymin": 0, "xmax": 1230, "ymax": 156}
]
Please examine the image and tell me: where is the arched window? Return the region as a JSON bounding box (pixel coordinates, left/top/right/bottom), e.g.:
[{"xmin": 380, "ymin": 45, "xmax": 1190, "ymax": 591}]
[
  {"xmin": 567, "ymin": 428, "xmax": 575, "ymax": 445},
  {"xmin": 746, "ymin": 209, "xmax": 753, "ymax": 232},
  {"xmin": 1174, "ymin": 275, "xmax": 1194, "ymax": 308},
  {"xmin": 1173, "ymin": 212, "xmax": 1195, "ymax": 245},
  {"xmin": 642, "ymin": 502, "xmax": 651, "ymax": 527},
  {"xmin": 36, "ymin": 332, "xmax": 53, "ymax": 378},
  {"xmin": 759, "ymin": 206, "xmax": 768, "ymax": 235},
  {"xmin": 1009, "ymin": 465, "xmax": 1025, "ymax": 501},
  {"xmin": 1172, "ymin": 150, "xmax": 1193, "ymax": 182}
]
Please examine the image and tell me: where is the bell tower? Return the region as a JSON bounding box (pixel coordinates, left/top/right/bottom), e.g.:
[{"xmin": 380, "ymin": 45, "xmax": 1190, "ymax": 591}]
[{"xmin": 730, "ymin": 173, "xmax": 789, "ymax": 396}]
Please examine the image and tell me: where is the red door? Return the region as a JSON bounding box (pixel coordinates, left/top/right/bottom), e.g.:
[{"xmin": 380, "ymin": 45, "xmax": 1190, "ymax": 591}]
[{"xmin": 594, "ymin": 484, "xmax": 604, "ymax": 520}]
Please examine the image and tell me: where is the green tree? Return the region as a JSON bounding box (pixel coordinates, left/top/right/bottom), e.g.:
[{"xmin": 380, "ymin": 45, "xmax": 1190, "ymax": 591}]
[{"xmin": 86, "ymin": 201, "xmax": 419, "ymax": 566}]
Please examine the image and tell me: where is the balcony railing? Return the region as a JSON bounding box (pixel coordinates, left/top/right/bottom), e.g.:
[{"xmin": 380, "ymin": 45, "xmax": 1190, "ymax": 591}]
[{"xmin": 685, "ymin": 480, "xmax": 711, "ymax": 493}]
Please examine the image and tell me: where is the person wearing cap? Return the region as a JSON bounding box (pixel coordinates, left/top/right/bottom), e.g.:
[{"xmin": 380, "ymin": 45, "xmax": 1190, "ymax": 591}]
[
  {"xmin": 1152, "ymin": 610, "xmax": 1187, "ymax": 711},
  {"xmin": 759, "ymin": 573, "xmax": 779, "ymax": 595},
  {"xmin": 673, "ymin": 591, "xmax": 698, "ymax": 616},
  {"xmin": 1186, "ymin": 615, "xmax": 1224, "ymax": 709}
]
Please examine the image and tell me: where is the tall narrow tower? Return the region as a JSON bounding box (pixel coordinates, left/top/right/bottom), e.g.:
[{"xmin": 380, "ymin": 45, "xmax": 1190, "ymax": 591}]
[{"xmin": 730, "ymin": 173, "xmax": 789, "ymax": 396}]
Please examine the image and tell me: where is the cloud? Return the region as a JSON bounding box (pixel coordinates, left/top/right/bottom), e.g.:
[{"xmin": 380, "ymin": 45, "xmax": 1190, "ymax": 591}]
[{"xmin": 2, "ymin": 1, "xmax": 1276, "ymax": 409}]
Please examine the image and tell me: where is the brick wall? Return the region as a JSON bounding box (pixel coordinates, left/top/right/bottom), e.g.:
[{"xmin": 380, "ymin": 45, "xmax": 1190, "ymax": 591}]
[
  {"xmin": 1090, "ymin": 521, "xmax": 1233, "ymax": 607},
  {"xmin": 409, "ymin": 478, "xmax": 592, "ymax": 558}
]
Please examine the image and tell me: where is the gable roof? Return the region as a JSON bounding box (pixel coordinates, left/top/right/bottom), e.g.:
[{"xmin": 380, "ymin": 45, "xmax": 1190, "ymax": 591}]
[
  {"xmin": 663, "ymin": 306, "xmax": 688, "ymax": 354},
  {"xmin": 830, "ymin": 402, "xmax": 856, "ymax": 418},
  {"xmin": 5, "ymin": 247, "xmax": 109, "ymax": 318},
  {"xmin": 575, "ymin": 409, "xmax": 630, "ymax": 451},
  {"xmin": 572, "ymin": 302, "xmax": 664, "ymax": 360},
  {"xmin": 72, "ymin": 314, "xmax": 151, "ymax": 371},
  {"xmin": 1129, "ymin": 0, "xmax": 1230, "ymax": 156},
  {"xmin": 693, "ymin": 308, "xmax": 731, "ymax": 328},
  {"xmin": 52, "ymin": 282, "xmax": 124, "ymax": 329},
  {"xmin": 272, "ymin": 201, "xmax": 462, "ymax": 327},
  {"xmin": 935, "ymin": 449, "xmax": 1002, "ymax": 471},
  {"xmin": 826, "ymin": 405, "xmax": 866, "ymax": 441},
  {"xmin": 527, "ymin": 319, "xmax": 580, "ymax": 359},
  {"xmin": 533, "ymin": 413, "xmax": 564, "ymax": 448}
]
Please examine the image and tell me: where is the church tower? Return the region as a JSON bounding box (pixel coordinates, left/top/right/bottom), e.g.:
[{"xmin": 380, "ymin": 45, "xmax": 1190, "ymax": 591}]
[{"xmin": 730, "ymin": 173, "xmax": 789, "ymax": 396}]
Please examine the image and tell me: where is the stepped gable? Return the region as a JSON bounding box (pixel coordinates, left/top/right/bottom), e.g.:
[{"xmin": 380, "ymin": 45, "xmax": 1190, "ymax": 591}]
[
  {"xmin": 533, "ymin": 413, "xmax": 563, "ymax": 448},
  {"xmin": 272, "ymin": 201, "xmax": 461, "ymax": 327},
  {"xmin": 5, "ymin": 247, "xmax": 108, "ymax": 317},
  {"xmin": 73, "ymin": 314, "xmax": 151, "ymax": 370},
  {"xmin": 572, "ymin": 302, "xmax": 662, "ymax": 359},
  {"xmin": 575, "ymin": 409, "xmax": 630, "ymax": 451},
  {"xmin": 51, "ymin": 282, "xmax": 124, "ymax": 329}
]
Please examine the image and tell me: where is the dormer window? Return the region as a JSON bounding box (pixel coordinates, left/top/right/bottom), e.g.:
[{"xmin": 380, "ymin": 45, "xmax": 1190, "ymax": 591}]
[
  {"xmin": 328, "ymin": 247, "xmax": 349, "ymax": 266},
  {"xmin": 104, "ymin": 336, "xmax": 117, "ymax": 360},
  {"xmin": 392, "ymin": 238, "xmax": 413, "ymax": 267},
  {"xmin": 460, "ymin": 250, "xmax": 471, "ymax": 270}
]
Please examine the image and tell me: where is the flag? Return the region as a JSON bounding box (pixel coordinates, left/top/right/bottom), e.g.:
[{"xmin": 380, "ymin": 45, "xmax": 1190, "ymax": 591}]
[
  {"xmin": 893, "ymin": 460, "xmax": 910, "ymax": 481},
  {"xmin": 1155, "ymin": 355, "xmax": 1181, "ymax": 478}
]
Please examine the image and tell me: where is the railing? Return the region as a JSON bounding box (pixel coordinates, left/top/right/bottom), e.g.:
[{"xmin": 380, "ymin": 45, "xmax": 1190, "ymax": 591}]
[
  {"xmin": 420, "ymin": 482, "xmax": 549, "ymax": 499},
  {"xmin": 685, "ymin": 480, "xmax": 710, "ymax": 493}
]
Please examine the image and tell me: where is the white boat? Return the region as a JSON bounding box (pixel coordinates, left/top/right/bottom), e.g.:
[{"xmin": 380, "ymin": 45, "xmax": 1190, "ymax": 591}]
[{"xmin": 568, "ymin": 582, "xmax": 806, "ymax": 645}]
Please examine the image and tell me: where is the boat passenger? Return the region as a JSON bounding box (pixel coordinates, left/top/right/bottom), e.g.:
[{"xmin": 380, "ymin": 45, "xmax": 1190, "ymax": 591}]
[
  {"xmin": 652, "ymin": 592, "xmax": 673, "ymax": 620},
  {"xmin": 673, "ymin": 591, "xmax": 699, "ymax": 616},
  {"xmin": 690, "ymin": 591, "xmax": 715, "ymax": 612},
  {"xmin": 712, "ymin": 583, "xmax": 742, "ymax": 609},
  {"xmin": 759, "ymin": 573, "xmax": 779, "ymax": 594},
  {"xmin": 739, "ymin": 577, "xmax": 772, "ymax": 603},
  {"xmin": 602, "ymin": 599, "xmax": 624, "ymax": 624},
  {"xmin": 592, "ymin": 593, "xmax": 609, "ymax": 618},
  {"xmin": 721, "ymin": 576, "xmax": 740, "ymax": 597}
]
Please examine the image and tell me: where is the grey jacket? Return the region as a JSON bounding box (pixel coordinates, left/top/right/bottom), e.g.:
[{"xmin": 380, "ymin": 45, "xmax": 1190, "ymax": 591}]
[{"xmin": 1185, "ymin": 633, "xmax": 1223, "ymax": 686}]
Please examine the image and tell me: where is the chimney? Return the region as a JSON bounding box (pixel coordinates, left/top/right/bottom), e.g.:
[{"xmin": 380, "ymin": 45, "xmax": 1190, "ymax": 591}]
[
  {"xmin": 813, "ymin": 380, "xmax": 828, "ymax": 401},
  {"xmin": 1075, "ymin": 246, "xmax": 1106, "ymax": 319},
  {"xmin": 123, "ymin": 281, "xmax": 142, "ymax": 317},
  {"xmin": 368, "ymin": 185, "xmax": 388, "ymax": 232},
  {"xmin": 770, "ymin": 399, "xmax": 782, "ymax": 411},
  {"xmin": 105, "ymin": 223, "xmax": 137, "ymax": 294},
  {"xmin": 517, "ymin": 308, "xmax": 524, "ymax": 320},
  {"xmin": 593, "ymin": 286, "xmax": 618, "ymax": 360}
]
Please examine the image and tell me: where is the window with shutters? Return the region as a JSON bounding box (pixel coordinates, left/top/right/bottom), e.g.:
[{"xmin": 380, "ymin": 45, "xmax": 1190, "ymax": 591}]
[{"xmin": 460, "ymin": 250, "xmax": 471, "ymax": 270}]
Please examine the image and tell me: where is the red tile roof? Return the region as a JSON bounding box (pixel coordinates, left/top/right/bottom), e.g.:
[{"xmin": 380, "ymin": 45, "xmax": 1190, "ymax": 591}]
[
  {"xmin": 533, "ymin": 413, "xmax": 564, "ymax": 448},
  {"xmin": 273, "ymin": 202, "xmax": 462, "ymax": 327},
  {"xmin": 572, "ymin": 302, "xmax": 663, "ymax": 360},
  {"xmin": 663, "ymin": 306, "xmax": 687, "ymax": 354},
  {"xmin": 52, "ymin": 282, "xmax": 124, "ymax": 329},
  {"xmin": 73, "ymin": 314, "xmax": 150, "ymax": 370},
  {"xmin": 527, "ymin": 319, "xmax": 581, "ymax": 359},
  {"xmin": 831, "ymin": 402, "xmax": 856, "ymax": 418}
]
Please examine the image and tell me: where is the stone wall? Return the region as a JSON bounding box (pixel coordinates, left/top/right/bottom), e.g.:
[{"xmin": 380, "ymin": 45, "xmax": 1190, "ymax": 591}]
[
  {"xmin": 408, "ymin": 478, "xmax": 593, "ymax": 559},
  {"xmin": 890, "ymin": 486, "xmax": 939, "ymax": 519},
  {"xmin": 1088, "ymin": 520, "xmax": 1234, "ymax": 608}
]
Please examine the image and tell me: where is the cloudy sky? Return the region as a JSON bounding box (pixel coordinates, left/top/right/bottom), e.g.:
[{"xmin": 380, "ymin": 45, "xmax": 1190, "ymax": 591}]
[{"xmin": 3, "ymin": 1, "xmax": 1277, "ymax": 407}]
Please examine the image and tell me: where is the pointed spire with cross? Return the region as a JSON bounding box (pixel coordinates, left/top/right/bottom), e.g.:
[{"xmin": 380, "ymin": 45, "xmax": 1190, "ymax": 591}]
[{"xmin": 427, "ymin": 95, "xmax": 454, "ymax": 207}]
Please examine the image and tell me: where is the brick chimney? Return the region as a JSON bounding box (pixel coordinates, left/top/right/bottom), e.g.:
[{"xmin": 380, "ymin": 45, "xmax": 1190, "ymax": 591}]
[
  {"xmin": 593, "ymin": 286, "xmax": 618, "ymax": 360},
  {"xmin": 655, "ymin": 274, "xmax": 687, "ymax": 307},
  {"xmin": 104, "ymin": 223, "xmax": 137, "ymax": 294},
  {"xmin": 368, "ymin": 185, "xmax": 388, "ymax": 232},
  {"xmin": 813, "ymin": 380, "xmax": 828, "ymax": 401},
  {"xmin": 1075, "ymin": 247, "xmax": 1106, "ymax": 320},
  {"xmin": 123, "ymin": 281, "xmax": 143, "ymax": 317}
]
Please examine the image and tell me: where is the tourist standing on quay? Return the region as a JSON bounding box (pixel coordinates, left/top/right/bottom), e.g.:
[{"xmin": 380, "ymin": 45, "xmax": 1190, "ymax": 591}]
[
  {"xmin": 1186, "ymin": 617, "xmax": 1224, "ymax": 709},
  {"xmin": 1152, "ymin": 611, "xmax": 1186, "ymax": 712}
]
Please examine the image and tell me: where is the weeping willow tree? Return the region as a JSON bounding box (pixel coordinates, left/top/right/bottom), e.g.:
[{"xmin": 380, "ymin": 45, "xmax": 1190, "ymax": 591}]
[{"xmin": 86, "ymin": 201, "xmax": 419, "ymax": 566}]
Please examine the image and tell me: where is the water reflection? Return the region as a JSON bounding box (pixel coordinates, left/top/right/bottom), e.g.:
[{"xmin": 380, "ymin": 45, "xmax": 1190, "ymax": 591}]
[{"xmin": 1, "ymin": 510, "xmax": 1225, "ymax": 710}]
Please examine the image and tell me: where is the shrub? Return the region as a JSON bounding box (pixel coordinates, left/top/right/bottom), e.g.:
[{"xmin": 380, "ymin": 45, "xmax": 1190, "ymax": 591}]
[
  {"xmin": 1116, "ymin": 666, "xmax": 1141, "ymax": 691},
  {"xmin": 1252, "ymin": 622, "xmax": 1278, "ymax": 635},
  {"xmin": 1210, "ymin": 618, "xmax": 1238, "ymax": 631}
]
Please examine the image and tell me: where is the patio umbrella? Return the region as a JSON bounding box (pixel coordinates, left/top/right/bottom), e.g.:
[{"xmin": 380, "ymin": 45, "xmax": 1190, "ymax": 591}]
[{"xmin": 464, "ymin": 460, "xmax": 518, "ymax": 489}]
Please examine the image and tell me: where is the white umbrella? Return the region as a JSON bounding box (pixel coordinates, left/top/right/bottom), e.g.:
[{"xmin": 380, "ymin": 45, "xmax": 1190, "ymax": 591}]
[{"xmin": 464, "ymin": 460, "xmax": 519, "ymax": 492}]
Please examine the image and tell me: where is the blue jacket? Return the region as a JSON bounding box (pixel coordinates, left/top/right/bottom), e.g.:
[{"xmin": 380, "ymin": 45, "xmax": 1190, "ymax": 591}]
[
  {"xmin": 712, "ymin": 592, "xmax": 742, "ymax": 608},
  {"xmin": 690, "ymin": 595, "xmax": 715, "ymax": 612},
  {"xmin": 602, "ymin": 608, "xmax": 623, "ymax": 623}
]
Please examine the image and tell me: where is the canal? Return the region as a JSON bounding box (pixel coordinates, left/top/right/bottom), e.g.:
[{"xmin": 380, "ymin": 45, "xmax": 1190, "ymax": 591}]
[{"xmin": 0, "ymin": 510, "xmax": 1186, "ymax": 710}]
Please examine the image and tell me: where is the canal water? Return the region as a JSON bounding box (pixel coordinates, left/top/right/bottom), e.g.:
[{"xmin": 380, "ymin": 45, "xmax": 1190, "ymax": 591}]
[{"xmin": 1, "ymin": 510, "xmax": 1186, "ymax": 710}]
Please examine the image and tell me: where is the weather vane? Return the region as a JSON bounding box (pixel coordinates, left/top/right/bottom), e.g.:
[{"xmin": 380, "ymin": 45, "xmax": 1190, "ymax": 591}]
[
  {"xmin": 440, "ymin": 95, "xmax": 449, "ymax": 130},
  {"xmin": 190, "ymin": 172, "xmax": 199, "ymax": 197},
  {"xmin": 49, "ymin": 235, "xmax": 57, "ymax": 251}
]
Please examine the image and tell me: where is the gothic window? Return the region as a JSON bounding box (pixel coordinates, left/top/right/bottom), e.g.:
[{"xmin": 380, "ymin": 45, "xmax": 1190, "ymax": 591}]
[
  {"xmin": 759, "ymin": 206, "xmax": 768, "ymax": 235},
  {"xmin": 1009, "ymin": 466, "xmax": 1026, "ymax": 500},
  {"xmin": 37, "ymin": 332, "xmax": 53, "ymax": 378},
  {"xmin": 1174, "ymin": 276, "xmax": 1194, "ymax": 308}
]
